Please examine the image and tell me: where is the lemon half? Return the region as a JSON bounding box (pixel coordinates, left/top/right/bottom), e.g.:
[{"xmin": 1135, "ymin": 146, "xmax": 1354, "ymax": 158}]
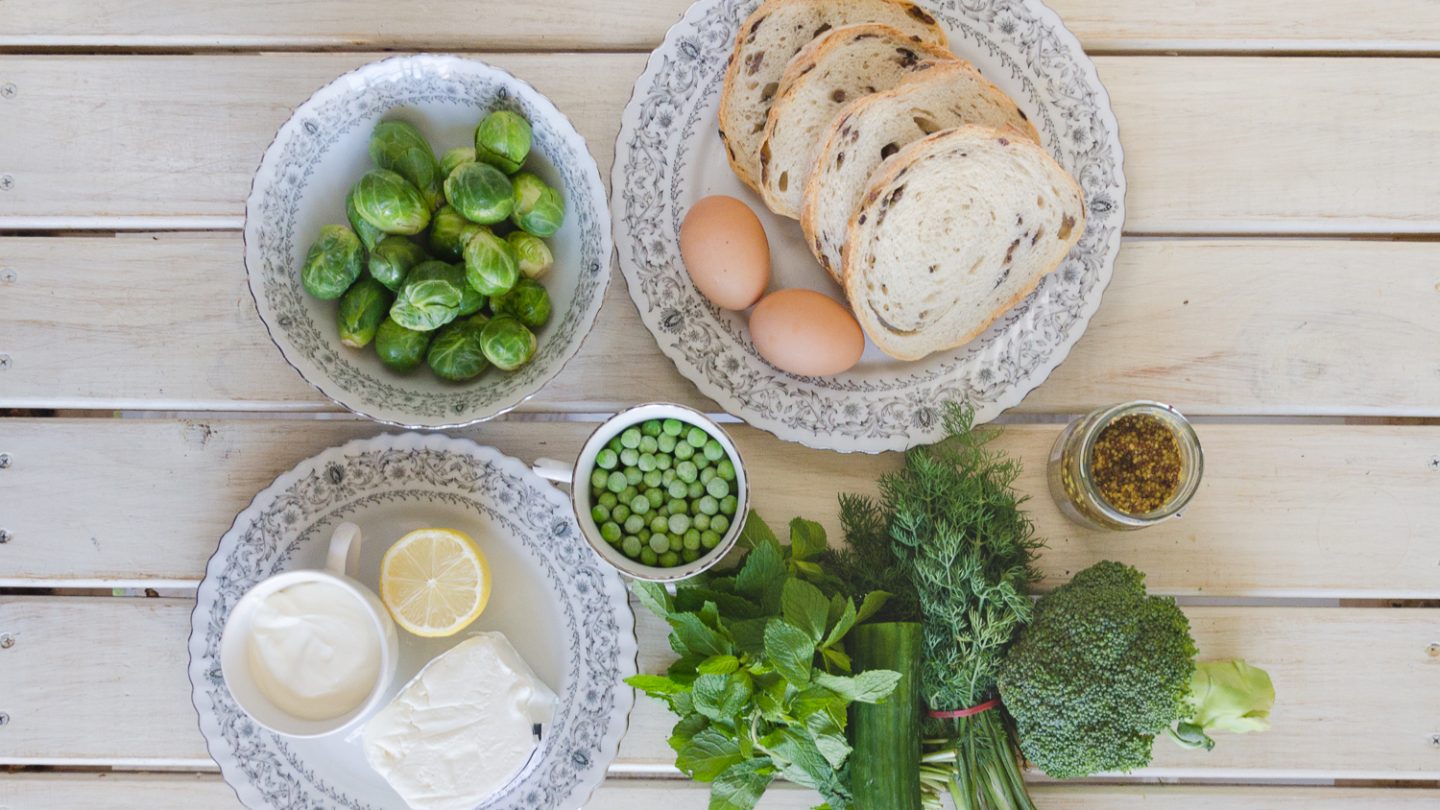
[{"xmin": 380, "ymin": 528, "xmax": 492, "ymax": 638}]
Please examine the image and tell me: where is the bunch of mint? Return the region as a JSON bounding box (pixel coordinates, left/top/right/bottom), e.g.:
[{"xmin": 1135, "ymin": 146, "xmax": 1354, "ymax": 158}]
[{"xmin": 627, "ymin": 513, "xmax": 898, "ymax": 810}]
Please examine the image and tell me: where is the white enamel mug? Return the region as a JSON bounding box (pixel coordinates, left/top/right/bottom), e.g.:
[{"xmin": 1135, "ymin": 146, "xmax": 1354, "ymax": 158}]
[
  {"xmin": 219, "ymin": 522, "xmax": 400, "ymax": 738},
  {"xmin": 534, "ymin": 403, "xmax": 749, "ymax": 582}
]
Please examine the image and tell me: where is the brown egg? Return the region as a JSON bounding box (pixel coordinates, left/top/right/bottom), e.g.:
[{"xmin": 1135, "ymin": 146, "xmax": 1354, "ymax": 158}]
[
  {"xmin": 679, "ymin": 195, "xmax": 771, "ymax": 310},
  {"xmin": 749, "ymin": 289, "xmax": 865, "ymax": 377}
]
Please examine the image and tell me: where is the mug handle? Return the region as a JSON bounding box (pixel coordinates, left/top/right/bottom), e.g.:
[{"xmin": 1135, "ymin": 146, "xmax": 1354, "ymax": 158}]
[
  {"xmin": 325, "ymin": 521, "xmax": 363, "ymax": 577},
  {"xmin": 532, "ymin": 458, "xmax": 574, "ymax": 485}
]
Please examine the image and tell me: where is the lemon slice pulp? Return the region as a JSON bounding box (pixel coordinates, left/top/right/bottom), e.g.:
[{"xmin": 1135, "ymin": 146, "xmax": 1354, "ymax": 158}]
[{"xmin": 380, "ymin": 528, "xmax": 492, "ymax": 637}]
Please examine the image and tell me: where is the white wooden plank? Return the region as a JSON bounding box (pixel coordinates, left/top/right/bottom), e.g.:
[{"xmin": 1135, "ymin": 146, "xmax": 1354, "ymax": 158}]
[
  {"xmin": 1, "ymin": 597, "xmax": 1435, "ymax": 779},
  {"xmin": 5, "ymin": 418, "xmax": 1440, "ymax": 598},
  {"xmin": 4, "ymin": 236, "xmax": 1439, "ymax": 416},
  {"xmin": 1, "ymin": 0, "xmax": 1438, "ymax": 52},
  {"xmin": 1, "ymin": 56, "xmax": 1439, "ymax": 231},
  {"xmin": 3, "ymin": 772, "xmax": 1439, "ymax": 810}
]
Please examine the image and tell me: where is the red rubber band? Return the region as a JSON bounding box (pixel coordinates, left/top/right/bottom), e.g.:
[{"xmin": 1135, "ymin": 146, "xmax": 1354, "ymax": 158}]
[{"xmin": 928, "ymin": 697, "xmax": 1001, "ymax": 719}]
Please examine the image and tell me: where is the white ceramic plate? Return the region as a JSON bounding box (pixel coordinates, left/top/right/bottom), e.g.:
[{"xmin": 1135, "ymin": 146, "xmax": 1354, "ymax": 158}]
[
  {"xmin": 612, "ymin": 0, "xmax": 1125, "ymax": 453},
  {"xmin": 188, "ymin": 432, "xmax": 637, "ymax": 810},
  {"xmin": 247, "ymin": 54, "xmax": 612, "ymax": 429}
]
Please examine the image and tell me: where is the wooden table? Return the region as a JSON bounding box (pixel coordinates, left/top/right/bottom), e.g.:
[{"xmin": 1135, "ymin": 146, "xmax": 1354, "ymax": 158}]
[{"xmin": 2, "ymin": 1, "xmax": 1439, "ymax": 807}]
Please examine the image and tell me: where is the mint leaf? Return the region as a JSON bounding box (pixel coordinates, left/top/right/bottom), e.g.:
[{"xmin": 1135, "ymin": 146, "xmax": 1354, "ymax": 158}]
[
  {"xmin": 781, "ymin": 577, "xmax": 830, "ymax": 643},
  {"xmin": 677, "ymin": 727, "xmax": 745, "ymax": 782},
  {"xmin": 807, "ymin": 715, "xmax": 852, "ymax": 770},
  {"xmin": 764, "ymin": 619, "xmax": 816, "ymax": 686},
  {"xmin": 854, "ymin": 590, "xmax": 891, "ymax": 625},
  {"xmin": 699, "ymin": 600, "xmax": 723, "ymax": 633},
  {"xmin": 820, "ymin": 645, "xmax": 851, "ymax": 673},
  {"xmin": 729, "ymin": 617, "xmax": 769, "ymax": 656},
  {"xmin": 697, "ymin": 654, "xmax": 741, "ymax": 675},
  {"xmin": 789, "ymin": 517, "xmax": 827, "ymax": 560},
  {"xmin": 791, "ymin": 686, "xmax": 847, "ymax": 729},
  {"xmin": 676, "ymin": 587, "xmax": 763, "ymax": 619},
  {"xmin": 693, "ymin": 672, "xmax": 753, "ymax": 725},
  {"xmin": 735, "ymin": 535, "xmax": 785, "ymax": 609},
  {"xmin": 709, "ymin": 758, "xmax": 774, "ymax": 810},
  {"xmin": 669, "ymin": 712, "xmax": 708, "ymax": 753},
  {"xmin": 821, "ymin": 598, "xmax": 857, "ymax": 649},
  {"xmin": 626, "ymin": 674, "xmax": 686, "ymax": 697},
  {"xmin": 633, "ymin": 580, "xmax": 672, "ymax": 619},
  {"xmin": 737, "ymin": 510, "xmax": 777, "ymax": 549},
  {"xmin": 814, "ymin": 669, "xmax": 901, "ymax": 704},
  {"xmin": 761, "ymin": 727, "xmax": 833, "ymax": 790},
  {"xmin": 669, "ymin": 612, "xmax": 732, "ymax": 659}
]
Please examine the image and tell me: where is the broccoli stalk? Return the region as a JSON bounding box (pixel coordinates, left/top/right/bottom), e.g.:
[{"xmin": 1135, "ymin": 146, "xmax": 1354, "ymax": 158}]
[{"xmin": 1169, "ymin": 659, "xmax": 1276, "ymax": 751}]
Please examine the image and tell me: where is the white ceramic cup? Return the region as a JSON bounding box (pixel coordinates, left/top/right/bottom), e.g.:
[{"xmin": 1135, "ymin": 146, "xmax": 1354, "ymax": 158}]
[
  {"xmin": 220, "ymin": 522, "xmax": 400, "ymax": 738},
  {"xmin": 534, "ymin": 403, "xmax": 749, "ymax": 582}
]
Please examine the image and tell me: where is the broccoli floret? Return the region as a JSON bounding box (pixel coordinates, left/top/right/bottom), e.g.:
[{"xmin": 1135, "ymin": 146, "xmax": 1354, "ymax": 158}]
[{"xmin": 997, "ymin": 560, "xmax": 1196, "ymax": 778}]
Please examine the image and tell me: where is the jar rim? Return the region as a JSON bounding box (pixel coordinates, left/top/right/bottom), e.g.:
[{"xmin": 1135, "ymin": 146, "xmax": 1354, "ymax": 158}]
[{"xmin": 1075, "ymin": 400, "xmax": 1204, "ymax": 526}]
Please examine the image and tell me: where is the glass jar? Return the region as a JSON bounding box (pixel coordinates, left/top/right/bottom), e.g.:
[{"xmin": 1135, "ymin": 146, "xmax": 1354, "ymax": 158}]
[{"xmin": 1047, "ymin": 400, "xmax": 1203, "ymax": 531}]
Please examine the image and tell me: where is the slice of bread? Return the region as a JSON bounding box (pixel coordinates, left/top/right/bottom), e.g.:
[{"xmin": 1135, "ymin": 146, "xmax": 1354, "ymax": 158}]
[
  {"xmin": 718, "ymin": 0, "xmax": 947, "ymax": 193},
  {"xmin": 802, "ymin": 60, "xmax": 1038, "ymax": 281},
  {"xmin": 757, "ymin": 24, "xmax": 954, "ymax": 219},
  {"xmin": 843, "ymin": 125, "xmax": 1085, "ymax": 361}
]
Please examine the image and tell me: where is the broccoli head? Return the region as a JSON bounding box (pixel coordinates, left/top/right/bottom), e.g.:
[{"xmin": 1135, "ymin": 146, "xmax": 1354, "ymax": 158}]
[{"xmin": 996, "ymin": 560, "xmax": 1196, "ymax": 778}]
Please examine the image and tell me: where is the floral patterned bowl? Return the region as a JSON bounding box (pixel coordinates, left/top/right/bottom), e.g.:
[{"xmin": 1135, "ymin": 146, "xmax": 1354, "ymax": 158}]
[{"xmin": 246, "ymin": 54, "xmax": 611, "ymax": 429}]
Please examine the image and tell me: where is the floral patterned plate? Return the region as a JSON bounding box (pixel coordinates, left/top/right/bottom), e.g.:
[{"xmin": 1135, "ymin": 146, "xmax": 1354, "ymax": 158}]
[
  {"xmin": 188, "ymin": 432, "xmax": 637, "ymax": 810},
  {"xmin": 613, "ymin": 0, "xmax": 1125, "ymax": 453},
  {"xmin": 247, "ymin": 55, "xmax": 611, "ymax": 429}
]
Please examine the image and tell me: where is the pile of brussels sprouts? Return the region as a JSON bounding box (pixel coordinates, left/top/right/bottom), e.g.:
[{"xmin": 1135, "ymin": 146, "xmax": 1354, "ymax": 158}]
[{"xmin": 299, "ymin": 110, "xmax": 566, "ymax": 382}]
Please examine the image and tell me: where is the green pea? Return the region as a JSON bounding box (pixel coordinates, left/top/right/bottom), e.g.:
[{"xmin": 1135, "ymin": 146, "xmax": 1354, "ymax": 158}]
[
  {"xmin": 598, "ymin": 492, "xmax": 618, "ymax": 508},
  {"xmin": 694, "ymin": 514, "xmax": 711, "ymax": 530},
  {"xmin": 638, "ymin": 453, "xmax": 657, "ymax": 472},
  {"xmin": 698, "ymin": 496, "xmax": 720, "ymax": 516},
  {"xmin": 613, "ymin": 504, "xmax": 631, "ymax": 523},
  {"xmin": 667, "ymin": 480, "xmax": 689, "ymax": 500},
  {"xmin": 703, "ymin": 440, "xmax": 725, "ymax": 462},
  {"xmin": 657, "ymin": 434, "xmax": 677, "ymax": 453},
  {"xmin": 600, "ymin": 522, "xmax": 621, "ymax": 543},
  {"xmin": 646, "ymin": 516, "xmax": 665, "ymax": 534},
  {"xmin": 669, "ymin": 513, "xmax": 691, "ymax": 534},
  {"xmin": 620, "ymin": 428, "xmax": 642, "ymax": 449},
  {"xmin": 656, "ymin": 453, "xmax": 673, "ymax": 471},
  {"xmin": 656, "ymin": 504, "xmax": 670, "ymax": 518},
  {"xmin": 660, "ymin": 550, "xmax": 680, "ymax": 567},
  {"xmin": 630, "ymin": 496, "xmax": 650, "ymax": 515},
  {"xmin": 666, "ymin": 498, "xmax": 686, "ymax": 516},
  {"xmin": 640, "ymin": 548, "xmax": 658, "ymax": 566},
  {"xmin": 638, "ymin": 528, "xmax": 651, "ymax": 541},
  {"xmin": 688, "ymin": 481, "xmax": 705, "ymax": 499},
  {"xmin": 668, "ymin": 533, "xmax": 682, "ymax": 552},
  {"xmin": 648, "ymin": 534, "xmax": 669, "ymax": 554},
  {"xmin": 683, "ymin": 529, "xmax": 701, "ymax": 550},
  {"xmin": 643, "ymin": 469, "xmax": 662, "ymax": 488},
  {"xmin": 620, "ymin": 448, "xmax": 639, "ymax": 467},
  {"xmin": 674, "ymin": 441, "xmax": 695, "ymax": 461},
  {"xmin": 700, "ymin": 467, "xmax": 716, "ymax": 484},
  {"xmin": 625, "ymin": 467, "xmax": 643, "ymax": 486},
  {"xmin": 639, "ymin": 435, "xmax": 659, "ymax": 454},
  {"xmin": 676, "ymin": 461, "xmax": 699, "ymax": 483},
  {"xmin": 693, "ymin": 452, "xmax": 712, "ymax": 470},
  {"xmin": 720, "ymin": 495, "xmax": 738, "ymax": 516},
  {"xmin": 700, "ymin": 530, "xmax": 722, "ymax": 549},
  {"xmin": 620, "ymin": 485, "xmax": 639, "ymax": 503},
  {"xmin": 590, "ymin": 469, "xmax": 610, "ymax": 490},
  {"xmin": 717, "ymin": 459, "xmax": 736, "ymax": 481},
  {"xmin": 608, "ymin": 436, "xmax": 624, "ymax": 453},
  {"xmin": 686, "ymin": 427, "xmax": 708, "ymax": 448},
  {"xmin": 606, "ymin": 471, "xmax": 627, "ymax": 493},
  {"xmin": 659, "ymin": 470, "xmax": 674, "ymax": 487},
  {"xmin": 711, "ymin": 514, "xmax": 730, "ymax": 534},
  {"xmin": 706, "ymin": 477, "xmax": 729, "ymax": 498},
  {"xmin": 662, "ymin": 418, "xmax": 683, "ymax": 436},
  {"xmin": 596, "ymin": 448, "xmax": 618, "ymax": 470},
  {"xmin": 682, "ymin": 547, "xmax": 700, "ymax": 563},
  {"xmin": 622, "ymin": 535, "xmax": 642, "ymax": 557},
  {"xmin": 591, "ymin": 504, "xmax": 610, "ymax": 524},
  {"xmin": 646, "ymin": 488, "xmax": 665, "ymax": 508},
  {"xmin": 642, "ymin": 419, "xmax": 662, "ymax": 437}
]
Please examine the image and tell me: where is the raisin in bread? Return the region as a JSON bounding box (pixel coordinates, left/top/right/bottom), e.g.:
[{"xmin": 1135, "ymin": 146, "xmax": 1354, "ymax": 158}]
[
  {"xmin": 843, "ymin": 125, "xmax": 1085, "ymax": 361},
  {"xmin": 757, "ymin": 24, "xmax": 954, "ymax": 219},
  {"xmin": 802, "ymin": 59, "xmax": 1038, "ymax": 281},
  {"xmin": 718, "ymin": 0, "xmax": 947, "ymax": 193}
]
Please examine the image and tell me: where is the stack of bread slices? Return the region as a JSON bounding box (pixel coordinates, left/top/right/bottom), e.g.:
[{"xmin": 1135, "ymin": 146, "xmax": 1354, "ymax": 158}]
[{"xmin": 718, "ymin": 0, "xmax": 1087, "ymax": 361}]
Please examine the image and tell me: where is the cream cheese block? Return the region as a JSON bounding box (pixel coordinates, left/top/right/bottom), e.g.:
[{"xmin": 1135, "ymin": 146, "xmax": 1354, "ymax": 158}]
[{"xmin": 363, "ymin": 631, "xmax": 557, "ymax": 810}]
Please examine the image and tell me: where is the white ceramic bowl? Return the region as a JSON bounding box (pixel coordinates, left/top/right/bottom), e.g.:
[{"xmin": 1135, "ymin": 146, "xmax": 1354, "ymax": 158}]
[
  {"xmin": 535, "ymin": 403, "xmax": 749, "ymax": 582},
  {"xmin": 245, "ymin": 54, "xmax": 612, "ymax": 429}
]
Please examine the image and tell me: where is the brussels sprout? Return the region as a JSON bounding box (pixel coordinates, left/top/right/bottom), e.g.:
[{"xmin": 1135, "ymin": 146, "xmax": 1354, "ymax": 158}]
[
  {"xmin": 390, "ymin": 260, "xmax": 463, "ymax": 331},
  {"xmin": 474, "ymin": 110, "xmax": 532, "ymax": 174},
  {"xmin": 506, "ymin": 231, "xmax": 554, "ymax": 279},
  {"xmin": 337, "ymin": 277, "xmax": 393, "ymax": 348},
  {"xmin": 368, "ymin": 235, "xmax": 428, "ymax": 292},
  {"xmin": 463, "ymin": 227, "xmax": 519, "ymax": 296},
  {"xmin": 300, "ymin": 224, "xmax": 365, "ymax": 300},
  {"xmin": 425, "ymin": 318, "xmax": 491, "ymax": 382},
  {"xmin": 440, "ymin": 147, "xmax": 477, "ymax": 179},
  {"xmin": 354, "ymin": 169, "xmax": 431, "ymax": 235},
  {"xmin": 406, "ymin": 259, "xmax": 484, "ymax": 317},
  {"xmin": 489, "ymin": 277, "xmax": 551, "ymax": 329},
  {"xmin": 346, "ymin": 186, "xmax": 385, "ymax": 251},
  {"xmin": 428, "ymin": 204, "xmax": 483, "ymax": 261},
  {"xmin": 509, "ymin": 172, "xmax": 565, "ymax": 237},
  {"xmin": 374, "ymin": 316, "xmax": 432, "ymax": 372},
  {"xmin": 444, "ymin": 161, "xmax": 513, "ymax": 225},
  {"xmin": 479, "ymin": 314, "xmax": 538, "ymax": 371},
  {"xmin": 369, "ymin": 120, "xmax": 444, "ymax": 211}
]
